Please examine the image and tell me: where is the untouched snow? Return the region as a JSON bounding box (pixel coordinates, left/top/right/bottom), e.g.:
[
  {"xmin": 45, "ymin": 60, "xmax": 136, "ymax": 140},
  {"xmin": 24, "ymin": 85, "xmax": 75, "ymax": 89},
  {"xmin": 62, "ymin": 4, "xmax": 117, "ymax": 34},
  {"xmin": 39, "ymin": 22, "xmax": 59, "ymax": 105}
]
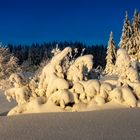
[{"xmin": 1, "ymin": 109, "xmax": 140, "ymax": 140}]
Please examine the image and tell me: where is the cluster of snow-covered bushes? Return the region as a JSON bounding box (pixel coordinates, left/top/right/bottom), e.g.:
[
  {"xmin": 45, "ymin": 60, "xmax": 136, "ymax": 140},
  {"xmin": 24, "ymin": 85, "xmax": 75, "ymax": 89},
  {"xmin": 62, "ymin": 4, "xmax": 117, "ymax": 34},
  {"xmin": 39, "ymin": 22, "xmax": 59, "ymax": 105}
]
[{"xmin": 4, "ymin": 46, "xmax": 140, "ymax": 115}]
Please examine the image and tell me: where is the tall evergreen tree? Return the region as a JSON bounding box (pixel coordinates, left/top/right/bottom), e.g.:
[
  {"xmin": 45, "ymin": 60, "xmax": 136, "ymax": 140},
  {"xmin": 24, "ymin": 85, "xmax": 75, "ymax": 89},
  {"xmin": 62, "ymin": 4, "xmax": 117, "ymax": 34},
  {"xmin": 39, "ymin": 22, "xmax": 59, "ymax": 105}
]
[
  {"xmin": 126, "ymin": 10, "xmax": 140, "ymax": 61},
  {"xmin": 132, "ymin": 9, "xmax": 139, "ymax": 34},
  {"xmin": 119, "ymin": 11, "xmax": 132, "ymax": 49},
  {"xmin": 105, "ymin": 32, "xmax": 116, "ymax": 74},
  {"xmin": 119, "ymin": 10, "xmax": 140, "ymax": 61},
  {"xmin": 138, "ymin": 12, "xmax": 140, "ymax": 30}
]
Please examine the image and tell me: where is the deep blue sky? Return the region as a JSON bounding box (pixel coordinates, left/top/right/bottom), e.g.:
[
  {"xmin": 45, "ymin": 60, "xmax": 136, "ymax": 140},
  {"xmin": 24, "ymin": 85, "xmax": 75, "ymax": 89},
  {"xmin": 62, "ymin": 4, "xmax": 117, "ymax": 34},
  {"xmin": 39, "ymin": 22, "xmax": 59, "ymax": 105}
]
[{"xmin": 0, "ymin": 0, "xmax": 139, "ymax": 46}]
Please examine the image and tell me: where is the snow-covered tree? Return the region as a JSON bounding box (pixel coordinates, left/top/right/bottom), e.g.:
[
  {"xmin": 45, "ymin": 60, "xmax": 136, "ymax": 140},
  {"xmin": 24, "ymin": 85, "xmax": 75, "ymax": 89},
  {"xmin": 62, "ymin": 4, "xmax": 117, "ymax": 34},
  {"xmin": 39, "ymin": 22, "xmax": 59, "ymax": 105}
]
[
  {"xmin": 126, "ymin": 33, "xmax": 140, "ymax": 61},
  {"xmin": 132, "ymin": 9, "xmax": 139, "ymax": 34},
  {"xmin": 115, "ymin": 48, "xmax": 139, "ymax": 87},
  {"xmin": 138, "ymin": 12, "xmax": 140, "ymax": 30},
  {"xmin": 0, "ymin": 43, "xmax": 20, "ymax": 79},
  {"xmin": 126, "ymin": 10, "xmax": 140, "ymax": 61},
  {"xmin": 119, "ymin": 10, "xmax": 140, "ymax": 62},
  {"xmin": 105, "ymin": 32, "xmax": 116, "ymax": 74},
  {"xmin": 51, "ymin": 44, "xmax": 61, "ymax": 56},
  {"xmin": 119, "ymin": 11, "xmax": 132, "ymax": 49},
  {"xmin": 0, "ymin": 43, "xmax": 21, "ymax": 90}
]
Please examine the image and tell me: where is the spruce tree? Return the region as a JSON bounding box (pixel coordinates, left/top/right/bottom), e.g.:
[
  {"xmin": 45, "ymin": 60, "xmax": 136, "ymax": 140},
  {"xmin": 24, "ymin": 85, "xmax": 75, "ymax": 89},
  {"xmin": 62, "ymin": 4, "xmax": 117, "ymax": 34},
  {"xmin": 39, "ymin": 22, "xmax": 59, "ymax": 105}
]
[
  {"xmin": 119, "ymin": 11, "xmax": 132, "ymax": 49},
  {"xmin": 119, "ymin": 10, "xmax": 140, "ymax": 61},
  {"xmin": 105, "ymin": 32, "xmax": 116, "ymax": 74},
  {"xmin": 132, "ymin": 9, "xmax": 139, "ymax": 34},
  {"xmin": 127, "ymin": 10, "xmax": 140, "ymax": 61},
  {"xmin": 138, "ymin": 12, "xmax": 140, "ymax": 30}
]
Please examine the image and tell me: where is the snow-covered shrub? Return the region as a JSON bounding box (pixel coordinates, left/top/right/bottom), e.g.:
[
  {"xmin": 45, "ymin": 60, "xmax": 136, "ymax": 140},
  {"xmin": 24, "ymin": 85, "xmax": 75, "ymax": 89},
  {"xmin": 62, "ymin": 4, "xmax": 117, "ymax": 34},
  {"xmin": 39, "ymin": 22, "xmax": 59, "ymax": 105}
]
[
  {"xmin": 9, "ymin": 73, "xmax": 26, "ymax": 88},
  {"xmin": 72, "ymin": 82, "xmax": 84, "ymax": 94},
  {"xmin": 5, "ymin": 47, "xmax": 95, "ymax": 115},
  {"xmin": 21, "ymin": 60, "xmax": 39, "ymax": 73},
  {"xmin": 0, "ymin": 44, "xmax": 21, "ymax": 90},
  {"xmin": 28, "ymin": 76, "xmax": 39, "ymax": 97},
  {"xmin": 125, "ymin": 67, "xmax": 139, "ymax": 83},
  {"xmin": 71, "ymin": 82, "xmax": 84, "ymax": 103},
  {"xmin": 94, "ymin": 65, "xmax": 104, "ymax": 79},
  {"xmin": 0, "ymin": 45, "xmax": 20, "ymax": 79},
  {"xmin": 67, "ymin": 55, "xmax": 93, "ymax": 82},
  {"xmin": 51, "ymin": 45, "xmax": 61, "ymax": 56},
  {"xmin": 115, "ymin": 48, "xmax": 131, "ymax": 73},
  {"xmin": 127, "ymin": 81, "xmax": 140, "ymax": 100},
  {"xmin": 79, "ymin": 80, "xmax": 100, "ymax": 102},
  {"xmin": 5, "ymin": 86, "xmax": 31, "ymax": 105},
  {"xmin": 115, "ymin": 48, "xmax": 139, "ymax": 85},
  {"xmin": 48, "ymin": 89, "xmax": 74, "ymax": 109},
  {"xmin": 94, "ymin": 95, "xmax": 105, "ymax": 106},
  {"xmin": 110, "ymin": 86, "xmax": 137, "ymax": 107},
  {"xmin": 109, "ymin": 87, "xmax": 123, "ymax": 103},
  {"xmin": 37, "ymin": 48, "xmax": 72, "ymax": 98},
  {"xmin": 133, "ymin": 84, "xmax": 140, "ymax": 99},
  {"xmin": 122, "ymin": 86, "xmax": 137, "ymax": 107},
  {"xmin": 5, "ymin": 72, "xmax": 37, "ymax": 106},
  {"xmin": 99, "ymin": 82, "xmax": 112, "ymax": 99},
  {"xmin": 45, "ymin": 75, "xmax": 69, "ymax": 97}
]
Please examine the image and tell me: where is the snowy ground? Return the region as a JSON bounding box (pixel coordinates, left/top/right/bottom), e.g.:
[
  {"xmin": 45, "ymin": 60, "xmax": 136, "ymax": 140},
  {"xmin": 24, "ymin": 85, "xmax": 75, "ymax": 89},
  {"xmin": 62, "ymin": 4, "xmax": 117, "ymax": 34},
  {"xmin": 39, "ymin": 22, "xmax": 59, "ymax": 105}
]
[
  {"xmin": 0, "ymin": 91, "xmax": 16, "ymax": 116},
  {"xmin": 1, "ymin": 75, "xmax": 140, "ymax": 139},
  {"xmin": 0, "ymin": 109, "xmax": 140, "ymax": 140}
]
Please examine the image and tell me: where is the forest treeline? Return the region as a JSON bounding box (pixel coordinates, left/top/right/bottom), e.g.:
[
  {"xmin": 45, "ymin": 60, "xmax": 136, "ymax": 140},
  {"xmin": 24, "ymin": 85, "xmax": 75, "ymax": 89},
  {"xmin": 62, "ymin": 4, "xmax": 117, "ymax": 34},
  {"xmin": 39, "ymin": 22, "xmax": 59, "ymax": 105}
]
[
  {"xmin": 2, "ymin": 9, "xmax": 140, "ymax": 73},
  {"xmin": 7, "ymin": 41, "xmax": 106, "ymax": 68}
]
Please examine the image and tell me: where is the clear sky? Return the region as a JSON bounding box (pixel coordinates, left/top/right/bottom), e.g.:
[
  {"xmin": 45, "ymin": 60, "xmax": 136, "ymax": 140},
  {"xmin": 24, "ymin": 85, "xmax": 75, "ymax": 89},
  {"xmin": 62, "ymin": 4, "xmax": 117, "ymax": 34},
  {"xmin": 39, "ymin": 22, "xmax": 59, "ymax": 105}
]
[{"xmin": 0, "ymin": 0, "xmax": 140, "ymax": 46}]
